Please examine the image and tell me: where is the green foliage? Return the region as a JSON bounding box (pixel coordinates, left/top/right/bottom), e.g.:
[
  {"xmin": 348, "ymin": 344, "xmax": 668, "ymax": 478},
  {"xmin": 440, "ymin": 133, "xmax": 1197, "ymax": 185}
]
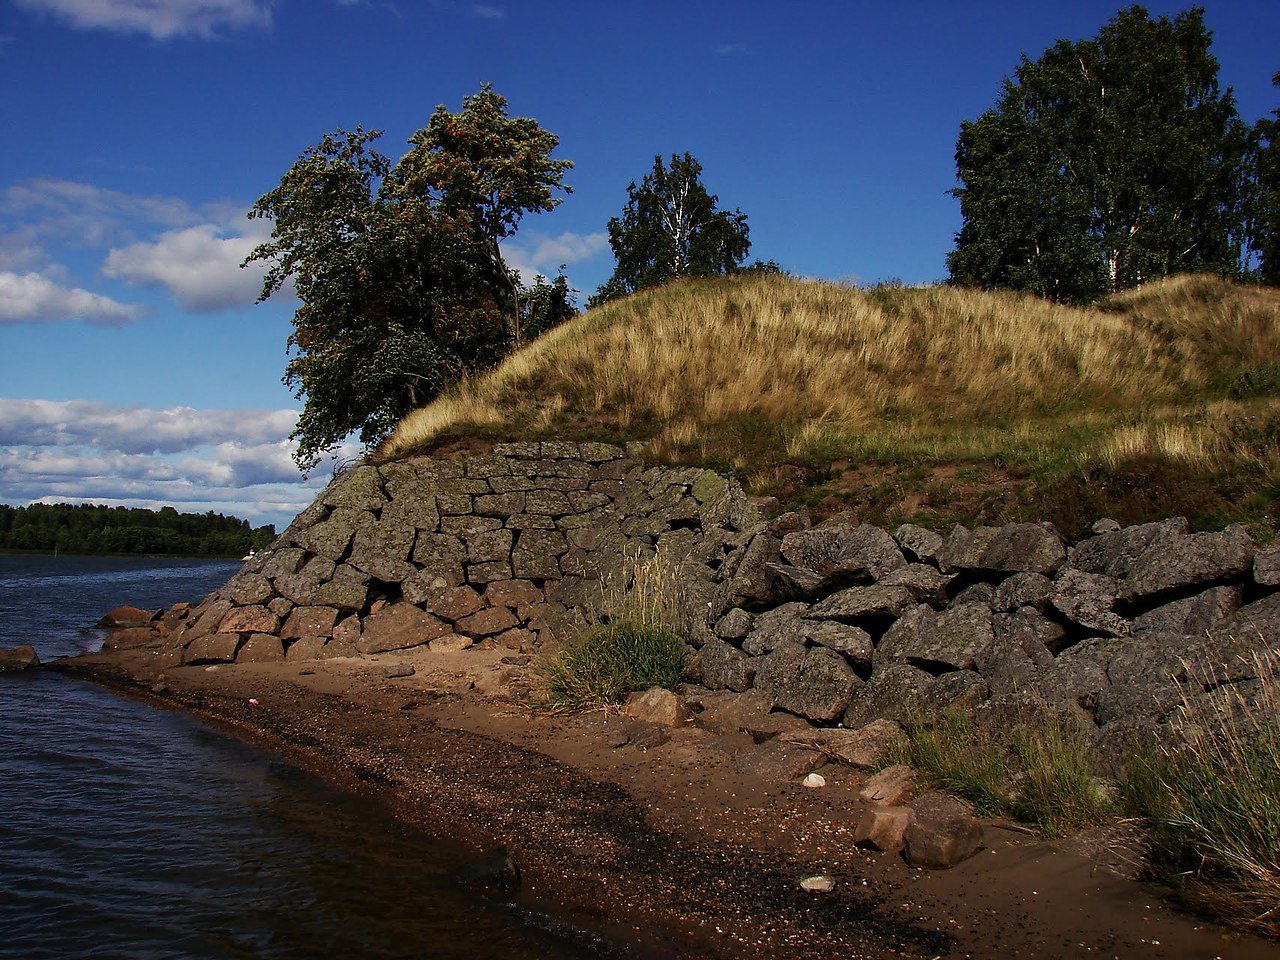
[
  {"xmin": 520, "ymin": 272, "xmax": 578, "ymax": 342},
  {"xmin": 1253, "ymin": 72, "xmax": 1280, "ymax": 285},
  {"xmin": 244, "ymin": 85, "xmax": 572, "ymax": 470},
  {"xmin": 949, "ymin": 5, "xmax": 1253, "ymax": 303},
  {"xmin": 590, "ymin": 152, "xmax": 750, "ymax": 306},
  {"xmin": 0, "ymin": 502, "xmax": 274, "ymax": 557},
  {"xmin": 539, "ymin": 619, "xmax": 687, "ymax": 711},
  {"xmin": 895, "ymin": 708, "xmax": 1114, "ymax": 838}
]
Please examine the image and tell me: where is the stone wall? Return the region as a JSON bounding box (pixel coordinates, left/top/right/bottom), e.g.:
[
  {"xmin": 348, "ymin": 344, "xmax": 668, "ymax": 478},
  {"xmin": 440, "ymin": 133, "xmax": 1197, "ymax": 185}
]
[
  {"xmin": 161, "ymin": 441, "xmax": 758, "ymax": 664},
  {"xmin": 141, "ymin": 441, "xmax": 1280, "ymax": 759}
]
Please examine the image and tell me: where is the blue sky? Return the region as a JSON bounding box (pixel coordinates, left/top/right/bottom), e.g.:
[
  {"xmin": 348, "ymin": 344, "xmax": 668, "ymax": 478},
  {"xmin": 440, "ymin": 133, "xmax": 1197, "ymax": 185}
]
[{"xmin": 1, "ymin": 0, "xmax": 1277, "ymax": 531}]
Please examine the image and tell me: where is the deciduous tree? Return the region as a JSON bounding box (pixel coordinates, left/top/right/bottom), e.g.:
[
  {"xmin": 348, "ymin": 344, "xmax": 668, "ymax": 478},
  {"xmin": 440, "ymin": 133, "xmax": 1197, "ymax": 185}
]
[
  {"xmin": 244, "ymin": 87, "xmax": 572, "ymax": 470},
  {"xmin": 591, "ymin": 153, "xmax": 750, "ymax": 306},
  {"xmin": 948, "ymin": 5, "xmax": 1253, "ymax": 303},
  {"xmin": 1253, "ymin": 73, "xmax": 1280, "ymax": 285}
]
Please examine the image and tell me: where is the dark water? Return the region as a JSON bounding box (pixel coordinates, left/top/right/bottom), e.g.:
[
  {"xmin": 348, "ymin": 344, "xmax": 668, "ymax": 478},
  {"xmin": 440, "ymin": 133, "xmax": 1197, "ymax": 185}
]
[{"xmin": 0, "ymin": 554, "xmax": 607, "ymax": 960}]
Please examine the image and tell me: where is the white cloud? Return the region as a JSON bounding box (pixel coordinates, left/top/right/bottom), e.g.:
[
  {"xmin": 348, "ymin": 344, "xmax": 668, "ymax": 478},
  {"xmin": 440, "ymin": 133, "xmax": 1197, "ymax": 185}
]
[
  {"xmin": 0, "ymin": 270, "xmax": 139, "ymax": 324},
  {"xmin": 471, "ymin": 4, "xmax": 503, "ymax": 18},
  {"xmin": 103, "ymin": 222, "xmax": 272, "ymax": 311},
  {"xmin": 0, "ymin": 399, "xmax": 299, "ymax": 453},
  {"xmin": 13, "ymin": 0, "xmax": 274, "ymax": 39},
  {"xmin": 501, "ymin": 230, "xmax": 608, "ymax": 285},
  {"xmin": 0, "ymin": 398, "xmax": 354, "ymax": 529}
]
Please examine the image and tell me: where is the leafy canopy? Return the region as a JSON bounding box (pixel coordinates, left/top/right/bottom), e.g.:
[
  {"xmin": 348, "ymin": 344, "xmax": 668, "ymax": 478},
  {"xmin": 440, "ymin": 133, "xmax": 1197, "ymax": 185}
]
[
  {"xmin": 244, "ymin": 86, "xmax": 572, "ymax": 471},
  {"xmin": 591, "ymin": 152, "xmax": 750, "ymax": 306},
  {"xmin": 1254, "ymin": 73, "xmax": 1280, "ymax": 285},
  {"xmin": 948, "ymin": 5, "xmax": 1253, "ymax": 303}
]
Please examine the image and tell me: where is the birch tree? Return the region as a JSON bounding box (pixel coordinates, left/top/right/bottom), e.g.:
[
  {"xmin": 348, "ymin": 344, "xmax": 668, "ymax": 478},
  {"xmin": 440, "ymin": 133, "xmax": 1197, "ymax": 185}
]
[
  {"xmin": 948, "ymin": 5, "xmax": 1252, "ymax": 303},
  {"xmin": 592, "ymin": 153, "xmax": 750, "ymax": 305}
]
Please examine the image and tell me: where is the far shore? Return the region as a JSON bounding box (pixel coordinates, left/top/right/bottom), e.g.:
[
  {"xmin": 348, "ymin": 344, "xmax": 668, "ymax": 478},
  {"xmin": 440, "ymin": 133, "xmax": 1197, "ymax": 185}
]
[{"xmin": 51, "ymin": 641, "xmax": 1280, "ymax": 960}]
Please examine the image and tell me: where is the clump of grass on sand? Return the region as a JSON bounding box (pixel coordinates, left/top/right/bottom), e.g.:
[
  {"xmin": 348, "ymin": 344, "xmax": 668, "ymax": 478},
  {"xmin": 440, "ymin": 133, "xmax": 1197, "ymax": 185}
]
[
  {"xmin": 892, "ymin": 708, "xmax": 1115, "ymax": 839},
  {"xmin": 538, "ymin": 553, "xmax": 690, "ymax": 712},
  {"xmin": 377, "ymin": 273, "xmax": 1280, "ymax": 536},
  {"xmin": 1121, "ymin": 650, "xmax": 1280, "ymax": 937}
]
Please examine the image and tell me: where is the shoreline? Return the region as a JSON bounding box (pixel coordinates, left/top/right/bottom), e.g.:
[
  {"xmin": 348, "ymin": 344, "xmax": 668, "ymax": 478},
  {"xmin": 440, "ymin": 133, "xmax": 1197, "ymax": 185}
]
[{"xmin": 49, "ymin": 645, "xmax": 1280, "ymax": 960}]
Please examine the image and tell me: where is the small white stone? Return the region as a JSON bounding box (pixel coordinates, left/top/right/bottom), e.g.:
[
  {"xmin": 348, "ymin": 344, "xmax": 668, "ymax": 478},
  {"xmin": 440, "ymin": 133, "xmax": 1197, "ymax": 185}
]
[
  {"xmin": 800, "ymin": 875, "xmax": 835, "ymax": 893},
  {"xmin": 802, "ymin": 773, "xmax": 827, "ymax": 789}
]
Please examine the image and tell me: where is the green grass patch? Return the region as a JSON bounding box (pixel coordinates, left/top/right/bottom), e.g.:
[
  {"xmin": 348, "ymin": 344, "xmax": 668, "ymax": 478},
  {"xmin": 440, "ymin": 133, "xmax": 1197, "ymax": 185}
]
[
  {"xmin": 538, "ymin": 619, "xmax": 687, "ymax": 711},
  {"xmin": 1120, "ymin": 654, "xmax": 1280, "ymax": 937},
  {"xmin": 894, "ymin": 708, "xmax": 1115, "ymax": 838}
]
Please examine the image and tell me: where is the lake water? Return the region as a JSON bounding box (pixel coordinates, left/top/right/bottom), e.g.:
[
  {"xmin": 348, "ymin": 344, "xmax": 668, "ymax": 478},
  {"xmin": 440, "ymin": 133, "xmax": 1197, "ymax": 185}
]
[{"xmin": 0, "ymin": 554, "xmax": 612, "ymax": 960}]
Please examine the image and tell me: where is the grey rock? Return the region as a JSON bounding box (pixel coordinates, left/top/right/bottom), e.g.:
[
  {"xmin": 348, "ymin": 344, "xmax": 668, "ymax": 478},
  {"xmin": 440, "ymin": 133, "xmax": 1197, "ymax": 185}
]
[
  {"xmin": 992, "ymin": 572, "xmax": 1053, "ymax": 613},
  {"xmin": 1135, "ymin": 584, "xmax": 1241, "ymax": 636},
  {"xmin": 875, "ymin": 602, "xmax": 995, "ymax": 672},
  {"xmin": 879, "ymin": 564, "xmax": 954, "ymax": 605},
  {"xmin": 843, "ymin": 662, "xmax": 934, "ymax": 728},
  {"xmin": 226, "ymin": 572, "xmax": 273, "ymax": 606},
  {"xmin": 807, "ymin": 584, "xmax": 917, "ymax": 623},
  {"xmin": 921, "ymin": 670, "xmax": 991, "ymax": 717},
  {"xmin": 1068, "ymin": 517, "xmax": 1189, "ymax": 578},
  {"xmin": 799, "ymin": 620, "xmax": 875, "ymax": 666},
  {"xmin": 714, "ymin": 607, "xmax": 753, "ymax": 641},
  {"xmin": 1254, "ymin": 541, "xmax": 1280, "ymax": 587},
  {"xmin": 1091, "ymin": 518, "xmax": 1122, "ymax": 534},
  {"xmin": 1120, "ymin": 524, "xmax": 1255, "ymax": 600},
  {"xmin": 942, "ymin": 523, "xmax": 1065, "ymax": 575},
  {"xmin": 261, "ymin": 547, "xmax": 307, "ymax": 579},
  {"xmin": 719, "ymin": 531, "xmax": 782, "ymax": 611},
  {"xmin": 894, "ymin": 523, "xmax": 945, "ymax": 566},
  {"xmin": 951, "ymin": 582, "xmax": 995, "ymax": 607},
  {"xmin": 348, "ymin": 521, "xmax": 417, "ymax": 582},
  {"xmin": 978, "ymin": 612, "xmax": 1056, "ymax": 695},
  {"xmin": 296, "ymin": 507, "xmax": 372, "ymax": 561},
  {"xmin": 755, "ymin": 640, "xmax": 861, "ymax": 722},
  {"xmin": 310, "ymin": 566, "xmax": 370, "ymax": 612},
  {"xmin": 1035, "ymin": 636, "xmax": 1126, "ymax": 718},
  {"xmin": 741, "ymin": 602, "xmax": 809, "ymax": 656},
  {"xmin": 779, "ymin": 525, "xmax": 906, "ymax": 582},
  {"xmin": 1050, "ymin": 569, "xmax": 1130, "ymax": 637},
  {"xmin": 685, "ymin": 640, "xmax": 756, "ymax": 692},
  {"xmin": 321, "ymin": 465, "xmax": 386, "ymax": 511}
]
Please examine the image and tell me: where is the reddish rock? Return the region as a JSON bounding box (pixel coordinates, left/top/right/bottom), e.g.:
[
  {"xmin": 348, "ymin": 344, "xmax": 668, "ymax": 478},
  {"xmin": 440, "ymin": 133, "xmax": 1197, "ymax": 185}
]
[
  {"xmin": 320, "ymin": 635, "xmax": 358, "ymax": 659},
  {"xmin": 858, "ymin": 764, "xmax": 916, "ymax": 806},
  {"xmin": 280, "ymin": 606, "xmax": 339, "ymax": 639},
  {"xmin": 103, "ymin": 626, "xmax": 160, "ymax": 651},
  {"xmin": 97, "ymin": 605, "xmax": 155, "ymax": 628},
  {"xmin": 0, "ymin": 645, "xmax": 40, "ymax": 671},
  {"xmin": 854, "ymin": 805, "xmax": 916, "ymax": 853},
  {"xmin": 455, "ymin": 606, "xmax": 518, "ymax": 638},
  {"xmin": 184, "ymin": 632, "xmax": 242, "ymax": 664},
  {"xmin": 730, "ymin": 740, "xmax": 824, "ymax": 781},
  {"xmin": 622, "ymin": 687, "xmax": 691, "ymax": 727},
  {"xmin": 285, "ymin": 635, "xmax": 327, "ymax": 661},
  {"xmin": 219, "ymin": 605, "xmax": 281, "ymax": 635},
  {"xmin": 493, "ymin": 627, "xmax": 534, "ymax": 651},
  {"xmin": 332, "ymin": 615, "xmax": 361, "ymax": 646},
  {"xmin": 903, "ymin": 792, "xmax": 985, "ymax": 869},
  {"xmin": 430, "ymin": 634, "xmax": 474, "ymax": 653},
  {"xmin": 486, "ymin": 579, "xmax": 544, "ymax": 609},
  {"xmin": 237, "ymin": 634, "xmax": 285, "ymax": 662},
  {"xmin": 781, "ymin": 719, "xmax": 909, "ymax": 769},
  {"xmin": 420, "ymin": 586, "xmax": 486, "ymax": 623},
  {"xmin": 356, "ymin": 603, "xmax": 449, "ymax": 654}
]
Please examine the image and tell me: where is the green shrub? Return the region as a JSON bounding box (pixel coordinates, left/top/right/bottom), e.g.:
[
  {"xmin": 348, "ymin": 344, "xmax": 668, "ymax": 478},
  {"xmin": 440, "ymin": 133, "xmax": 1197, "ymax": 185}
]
[{"xmin": 538, "ymin": 619, "xmax": 687, "ymax": 711}]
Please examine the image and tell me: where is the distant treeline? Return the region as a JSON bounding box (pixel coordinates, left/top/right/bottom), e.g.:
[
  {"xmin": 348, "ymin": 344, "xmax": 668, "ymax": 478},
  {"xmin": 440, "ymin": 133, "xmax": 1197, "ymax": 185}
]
[{"xmin": 0, "ymin": 502, "xmax": 277, "ymax": 557}]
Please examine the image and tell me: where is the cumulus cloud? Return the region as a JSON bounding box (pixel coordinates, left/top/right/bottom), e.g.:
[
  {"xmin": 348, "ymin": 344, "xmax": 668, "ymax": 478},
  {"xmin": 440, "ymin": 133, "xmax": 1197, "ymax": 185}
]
[
  {"xmin": 501, "ymin": 230, "xmax": 608, "ymax": 286},
  {"xmin": 103, "ymin": 222, "xmax": 272, "ymax": 311},
  {"xmin": 0, "ymin": 398, "xmax": 352, "ymax": 528},
  {"xmin": 13, "ymin": 0, "xmax": 274, "ymax": 39},
  {"xmin": 0, "ymin": 399, "xmax": 299, "ymax": 453},
  {"xmin": 0, "ymin": 270, "xmax": 139, "ymax": 324}
]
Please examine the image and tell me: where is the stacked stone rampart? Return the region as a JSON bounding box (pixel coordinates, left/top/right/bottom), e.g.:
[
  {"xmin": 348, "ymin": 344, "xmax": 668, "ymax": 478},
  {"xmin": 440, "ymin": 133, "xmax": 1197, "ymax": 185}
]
[{"xmin": 129, "ymin": 442, "xmax": 1280, "ymax": 759}]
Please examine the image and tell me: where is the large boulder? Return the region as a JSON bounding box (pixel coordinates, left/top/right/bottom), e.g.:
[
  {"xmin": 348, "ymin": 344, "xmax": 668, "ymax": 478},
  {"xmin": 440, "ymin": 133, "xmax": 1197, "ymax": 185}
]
[
  {"xmin": 941, "ymin": 523, "xmax": 1065, "ymax": 576},
  {"xmin": 874, "ymin": 602, "xmax": 995, "ymax": 672},
  {"xmin": 1119, "ymin": 524, "xmax": 1255, "ymax": 600},
  {"xmin": 356, "ymin": 603, "xmax": 449, "ymax": 654},
  {"xmin": 755, "ymin": 640, "xmax": 861, "ymax": 722},
  {"xmin": 1049, "ymin": 570, "xmax": 1131, "ymax": 638},
  {"xmin": 806, "ymin": 584, "xmax": 917, "ymax": 624},
  {"xmin": 1067, "ymin": 518, "xmax": 1188, "ymax": 579}
]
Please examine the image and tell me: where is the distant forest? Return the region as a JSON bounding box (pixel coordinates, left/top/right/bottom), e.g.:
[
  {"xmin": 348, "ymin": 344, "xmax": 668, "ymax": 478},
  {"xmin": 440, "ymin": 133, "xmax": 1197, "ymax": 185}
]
[{"xmin": 0, "ymin": 503, "xmax": 277, "ymax": 557}]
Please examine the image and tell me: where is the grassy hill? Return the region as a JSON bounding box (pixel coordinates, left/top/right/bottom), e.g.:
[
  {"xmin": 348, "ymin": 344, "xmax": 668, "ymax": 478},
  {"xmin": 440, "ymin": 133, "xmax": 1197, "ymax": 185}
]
[{"xmin": 377, "ymin": 273, "xmax": 1280, "ymax": 538}]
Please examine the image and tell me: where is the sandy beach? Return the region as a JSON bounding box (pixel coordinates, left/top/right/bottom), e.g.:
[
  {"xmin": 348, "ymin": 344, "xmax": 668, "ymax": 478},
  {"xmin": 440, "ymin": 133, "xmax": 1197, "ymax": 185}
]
[{"xmin": 49, "ymin": 642, "xmax": 1279, "ymax": 960}]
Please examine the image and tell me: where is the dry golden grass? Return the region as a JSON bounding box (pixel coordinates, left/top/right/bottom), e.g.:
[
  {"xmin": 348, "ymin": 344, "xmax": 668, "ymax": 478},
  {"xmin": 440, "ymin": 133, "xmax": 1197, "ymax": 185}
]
[{"xmin": 379, "ymin": 273, "xmax": 1280, "ymax": 533}]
